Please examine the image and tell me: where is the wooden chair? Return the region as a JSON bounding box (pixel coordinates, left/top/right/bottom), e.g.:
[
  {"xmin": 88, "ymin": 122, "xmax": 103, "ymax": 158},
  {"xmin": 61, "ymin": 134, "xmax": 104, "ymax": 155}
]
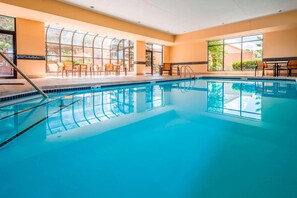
[
  {"xmin": 96, "ymin": 65, "xmax": 104, "ymax": 76},
  {"xmin": 105, "ymin": 63, "xmax": 114, "ymax": 75},
  {"xmin": 160, "ymin": 63, "xmax": 172, "ymax": 75},
  {"xmin": 63, "ymin": 61, "xmax": 73, "ymax": 77},
  {"xmin": 287, "ymin": 60, "xmax": 297, "ymax": 76},
  {"xmin": 79, "ymin": 64, "xmax": 88, "ymax": 77},
  {"xmin": 57, "ymin": 62, "xmax": 64, "ymax": 77},
  {"xmin": 255, "ymin": 61, "xmax": 274, "ymax": 76}
]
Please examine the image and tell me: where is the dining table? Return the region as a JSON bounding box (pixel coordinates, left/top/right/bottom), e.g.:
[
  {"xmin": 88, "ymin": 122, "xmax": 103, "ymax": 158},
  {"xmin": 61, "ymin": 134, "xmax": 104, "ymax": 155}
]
[{"xmin": 265, "ymin": 61, "xmax": 288, "ymax": 77}]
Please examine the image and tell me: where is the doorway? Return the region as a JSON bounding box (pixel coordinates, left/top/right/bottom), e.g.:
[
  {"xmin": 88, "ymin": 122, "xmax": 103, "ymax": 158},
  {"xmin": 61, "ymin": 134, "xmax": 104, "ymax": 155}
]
[{"xmin": 146, "ymin": 50, "xmax": 153, "ymax": 75}]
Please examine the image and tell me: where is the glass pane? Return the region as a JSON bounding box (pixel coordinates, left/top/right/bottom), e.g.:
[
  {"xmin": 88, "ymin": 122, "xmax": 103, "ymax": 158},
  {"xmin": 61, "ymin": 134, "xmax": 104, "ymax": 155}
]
[
  {"xmin": 146, "ymin": 43, "xmax": 153, "ymax": 50},
  {"xmin": 209, "ymin": 40, "xmax": 223, "ymax": 45},
  {"xmin": 0, "ymin": 16, "xmax": 15, "ymax": 31},
  {"xmin": 118, "ymin": 40, "xmax": 124, "ymax": 51},
  {"xmin": 61, "ymin": 30, "xmax": 74, "ymax": 45},
  {"xmin": 223, "ymin": 83, "xmax": 240, "ymax": 116},
  {"xmin": 111, "ymin": 39, "xmax": 120, "ymax": 50},
  {"xmin": 225, "ymin": 37, "xmax": 241, "ymax": 44},
  {"xmin": 84, "ymin": 58, "xmax": 92, "ymax": 64},
  {"xmin": 94, "ymin": 49, "xmax": 102, "ymax": 59},
  {"xmin": 103, "ymin": 49, "xmax": 110, "ymax": 59},
  {"xmin": 242, "ymin": 41, "xmax": 263, "ymax": 70},
  {"xmin": 47, "ymin": 44, "xmax": 59, "ymax": 56},
  {"xmin": 111, "ymin": 51, "xmax": 117, "ymax": 59},
  {"xmin": 153, "ymin": 52, "xmax": 162, "ymax": 67},
  {"xmin": 84, "ymin": 34, "xmax": 95, "ymax": 47},
  {"xmin": 224, "ymin": 43, "xmax": 242, "ymax": 71},
  {"xmin": 94, "ymin": 36, "xmax": 104, "ymax": 48},
  {"xmin": 102, "ymin": 38, "xmax": 113, "ymax": 49},
  {"xmin": 61, "ymin": 57, "xmax": 72, "ymax": 62},
  {"xmin": 153, "ymin": 44, "xmax": 163, "ymax": 52},
  {"xmin": 47, "ymin": 28, "xmax": 61, "ymax": 43},
  {"xmin": 94, "ymin": 59, "xmax": 101, "ymax": 67},
  {"xmin": 47, "ymin": 56, "xmax": 58, "ymax": 62},
  {"xmin": 61, "ymin": 45, "xmax": 72, "ymax": 56},
  {"xmin": 84, "ymin": 47, "xmax": 93, "ymax": 57},
  {"xmin": 73, "ymin": 46, "xmax": 83, "ymax": 57},
  {"xmin": 73, "ymin": 58, "xmax": 83, "ymax": 64},
  {"xmin": 0, "ymin": 54, "xmax": 13, "ymax": 76},
  {"xmin": 0, "ymin": 34, "xmax": 13, "ymax": 53},
  {"xmin": 103, "ymin": 59, "xmax": 110, "ymax": 66},
  {"xmin": 243, "ymin": 35, "xmax": 263, "ymax": 42},
  {"xmin": 208, "ymin": 45, "xmax": 223, "ymax": 71},
  {"xmin": 73, "ymin": 32, "xmax": 85, "ymax": 46}
]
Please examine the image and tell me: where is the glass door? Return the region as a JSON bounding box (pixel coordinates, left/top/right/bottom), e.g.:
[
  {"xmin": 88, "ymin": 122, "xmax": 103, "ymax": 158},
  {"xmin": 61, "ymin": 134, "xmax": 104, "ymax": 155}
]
[{"xmin": 146, "ymin": 50, "xmax": 153, "ymax": 75}]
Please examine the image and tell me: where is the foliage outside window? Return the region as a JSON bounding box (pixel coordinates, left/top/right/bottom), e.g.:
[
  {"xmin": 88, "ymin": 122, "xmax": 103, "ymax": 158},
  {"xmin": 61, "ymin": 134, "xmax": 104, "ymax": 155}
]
[
  {"xmin": 0, "ymin": 15, "xmax": 15, "ymax": 77},
  {"xmin": 146, "ymin": 43, "xmax": 163, "ymax": 73},
  {"xmin": 45, "ymin": 26, "xmax": 135, "ymax": 72},
  {"xmin": 208, "ymin": 35, "xmax": 263, "ymax": 71}
]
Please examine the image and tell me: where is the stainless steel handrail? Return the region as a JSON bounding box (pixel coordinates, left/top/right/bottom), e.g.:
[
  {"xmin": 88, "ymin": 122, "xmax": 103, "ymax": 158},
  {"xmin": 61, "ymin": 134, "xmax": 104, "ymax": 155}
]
[
  {"xmin": 0, "ymin": 52, "xmax": 48, "ymax": 98},
  {"xmin": 180, "ymin": 65, "xmax": 196, "ymax": 79}
]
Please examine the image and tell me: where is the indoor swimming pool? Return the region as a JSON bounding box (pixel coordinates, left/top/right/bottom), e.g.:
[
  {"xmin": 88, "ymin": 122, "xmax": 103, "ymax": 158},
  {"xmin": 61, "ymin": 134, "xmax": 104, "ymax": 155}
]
[{"xmin": 0, "ymin": 78, "xmax": 297, "ymax": 198}]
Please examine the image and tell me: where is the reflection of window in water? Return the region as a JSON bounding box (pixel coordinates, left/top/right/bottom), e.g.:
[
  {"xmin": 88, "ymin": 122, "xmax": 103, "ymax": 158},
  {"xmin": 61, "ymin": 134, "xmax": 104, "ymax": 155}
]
[
  {"xmin": 207, "ymin": 82, "xmax": 262, "ymax": 120},
  {"xmin": 46, "ymin": 85, "xmax": 167, "ymax": 135},
  {"xmin": 146, "ymin": 86, "xmax": 164, "ymax": 110},
  {"xmin": 46, "ymin": 88, "xmax": 135, "ymax": 135}
]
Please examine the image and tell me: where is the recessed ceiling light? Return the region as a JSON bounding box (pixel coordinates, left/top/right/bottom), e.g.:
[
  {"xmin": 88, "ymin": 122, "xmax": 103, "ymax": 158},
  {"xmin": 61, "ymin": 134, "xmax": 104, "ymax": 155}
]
[
  {"xmin": 278, "ymin": 10, "xmax": 282, "ymax": 13},
  {"xmin": 90, "ymin": 6, "xmax": 94, "ymax": 9}
]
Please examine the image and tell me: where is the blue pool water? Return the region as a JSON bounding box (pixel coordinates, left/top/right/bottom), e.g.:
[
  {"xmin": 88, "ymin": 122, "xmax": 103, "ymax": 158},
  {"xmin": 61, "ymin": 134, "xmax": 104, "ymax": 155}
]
[{"xmin": 0, "ymin": 79, "xmax": 297, "ymax": 198}]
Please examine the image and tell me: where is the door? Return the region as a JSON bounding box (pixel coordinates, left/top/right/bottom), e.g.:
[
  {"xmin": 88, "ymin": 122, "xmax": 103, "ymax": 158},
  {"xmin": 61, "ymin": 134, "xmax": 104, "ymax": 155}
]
[
  {"xmin": 0, "ymin": 32, "xmax": 16, "ymax": 78},
  {"xmin": 146, "ymin": 50, "xmax": 153, "ymax": 75}
]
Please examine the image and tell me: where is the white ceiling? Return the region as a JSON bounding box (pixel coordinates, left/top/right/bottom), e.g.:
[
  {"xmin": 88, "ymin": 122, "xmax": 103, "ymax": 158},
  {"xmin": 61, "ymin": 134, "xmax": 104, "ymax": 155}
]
[{"xmin": 59, "ymin": 0, "xmax": 297, "ymax": 34}]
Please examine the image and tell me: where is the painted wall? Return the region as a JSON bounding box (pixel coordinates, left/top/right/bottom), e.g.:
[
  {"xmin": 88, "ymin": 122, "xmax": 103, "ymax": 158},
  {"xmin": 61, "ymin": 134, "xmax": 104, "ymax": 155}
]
[
  {"xmin": 134, "ymin": 41, "xmax": 146, "ymax": 75},
  {"xmin": 263, "ymin": 28, "xmax": 297, "ymax": 58},
  {"xmin": 16, "ymin": 18, "xmax": 46, "ymax": 78},
  {"xmin": 169, "ymin": 11, "xmax": 297, "ymax": 74}
]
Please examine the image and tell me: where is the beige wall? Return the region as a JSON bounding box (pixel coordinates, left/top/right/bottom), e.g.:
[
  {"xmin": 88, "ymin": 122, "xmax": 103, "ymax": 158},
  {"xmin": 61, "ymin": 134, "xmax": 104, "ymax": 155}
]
[
  {"xmin": 167, "ymin": 10, "xmax": 297, "ymax": 74},
  {"xmin": 16, "ymin": 18, "xmax": 46, "ymax": 78},
  {"xmin": 263, "ymin": 28, "xmax": 297, "ymax": 58},
  {"xmin": 134, "ymin": 41, "xmax": 146, "ymax": 75}
]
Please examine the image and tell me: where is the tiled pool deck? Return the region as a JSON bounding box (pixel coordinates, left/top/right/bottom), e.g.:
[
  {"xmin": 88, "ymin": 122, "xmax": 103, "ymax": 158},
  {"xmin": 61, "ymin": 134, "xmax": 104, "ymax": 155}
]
[{"xmin": 0, "ymin": 74, "xmax": 296, "ymax": 100}]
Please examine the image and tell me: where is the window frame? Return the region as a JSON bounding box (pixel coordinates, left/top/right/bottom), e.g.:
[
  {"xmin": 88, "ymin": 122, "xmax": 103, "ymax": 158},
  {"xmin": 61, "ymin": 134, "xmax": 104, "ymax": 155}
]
[{"xmin": 207, "ymin": 34, "xmax": 263, "ymax": 72}]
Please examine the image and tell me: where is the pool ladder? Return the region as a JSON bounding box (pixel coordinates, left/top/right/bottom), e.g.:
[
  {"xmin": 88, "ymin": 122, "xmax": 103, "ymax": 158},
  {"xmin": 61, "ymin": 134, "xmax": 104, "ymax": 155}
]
[
  {"xmin": 180, "ymin": 65, "xmax": 196, "ymax": 79},
  {"xmin": 0, "ymin": 52, "xmax": 48, "ymax": 98}
]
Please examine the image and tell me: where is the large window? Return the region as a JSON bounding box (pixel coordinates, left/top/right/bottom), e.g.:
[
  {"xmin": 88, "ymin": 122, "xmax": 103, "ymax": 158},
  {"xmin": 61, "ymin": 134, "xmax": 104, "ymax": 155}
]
[
  {"xmin": 0, "ymin": 15, "xmax": 16, "ymax": 78},
  {"xmin": 45, "ymin": 26, "xmax": 134, "ymax": 72},
  {"xmin": 208, "ymin": 35, "xmax": 263, "ymax": 71}
]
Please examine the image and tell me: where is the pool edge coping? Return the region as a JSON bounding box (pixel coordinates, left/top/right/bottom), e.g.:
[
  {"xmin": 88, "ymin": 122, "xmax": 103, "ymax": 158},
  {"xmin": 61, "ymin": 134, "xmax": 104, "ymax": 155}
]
[{"xmin": 1, "ymin": 75, "xmax": 296, "ymax": 103}]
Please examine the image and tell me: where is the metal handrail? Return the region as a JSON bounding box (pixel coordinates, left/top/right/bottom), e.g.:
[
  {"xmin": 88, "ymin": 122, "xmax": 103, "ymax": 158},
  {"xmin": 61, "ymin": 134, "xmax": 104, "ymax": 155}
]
[
  {"xmin": 0, "ymin": 52, "xmax": 48, "ymax": 98},
  {"xmin": 180, "ymin": 65, "xmax": 196, "ymax": 79}
]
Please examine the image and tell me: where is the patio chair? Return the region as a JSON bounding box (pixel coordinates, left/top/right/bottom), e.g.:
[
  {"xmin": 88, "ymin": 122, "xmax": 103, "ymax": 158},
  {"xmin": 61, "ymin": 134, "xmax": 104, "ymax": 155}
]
[
  {"xmin": 63, "ymin": 61, "xmax": 78, "ymax": 77},
  {"xmin": 287, "ymin": 60, "xmax": 297, "ymax": 76},
  {"xmin": 255, "ymin": 61, "xmax": 274, "ymax": 76},
  {"xmin": 79, "ymin": 64, "xmax": 88, "ymax": 77},
  {"xmin": 160, "ymin": 63, "xmax": 172, "ymax": 75},
  {"xmin": 57, "ymin": 62, "xmax": 64, "ymax": 77},
  {"xmin": 105, "ymin": 63, "xmax": 114, "ymax": 75}
]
